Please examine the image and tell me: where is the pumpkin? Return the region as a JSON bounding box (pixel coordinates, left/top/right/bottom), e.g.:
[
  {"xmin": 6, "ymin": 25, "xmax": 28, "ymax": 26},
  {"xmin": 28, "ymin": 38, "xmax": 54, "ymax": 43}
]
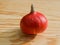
[{"xmin": 20, "ymin": 4, "xmax": 48, "ymax": 34}]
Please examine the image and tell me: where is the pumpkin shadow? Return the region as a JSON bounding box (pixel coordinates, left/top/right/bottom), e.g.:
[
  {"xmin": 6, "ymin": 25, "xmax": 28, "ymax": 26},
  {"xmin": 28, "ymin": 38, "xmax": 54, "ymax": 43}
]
[{"xmin": 9, "ymin": 28, "xmax": 36, "ymax": 45}]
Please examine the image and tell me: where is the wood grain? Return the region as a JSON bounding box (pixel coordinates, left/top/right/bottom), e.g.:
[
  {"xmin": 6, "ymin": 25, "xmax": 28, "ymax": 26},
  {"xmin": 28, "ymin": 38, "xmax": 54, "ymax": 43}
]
[{"xmin": 0, "ymin": 0, "xmax": 60, "ymax": 45}]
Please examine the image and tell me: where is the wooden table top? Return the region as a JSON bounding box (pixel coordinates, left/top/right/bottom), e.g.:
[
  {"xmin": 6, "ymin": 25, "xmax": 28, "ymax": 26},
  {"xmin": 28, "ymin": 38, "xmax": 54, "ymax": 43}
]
[{"xmin": 0, "ymin": 0, "xmax": 60, "ymax": 45}]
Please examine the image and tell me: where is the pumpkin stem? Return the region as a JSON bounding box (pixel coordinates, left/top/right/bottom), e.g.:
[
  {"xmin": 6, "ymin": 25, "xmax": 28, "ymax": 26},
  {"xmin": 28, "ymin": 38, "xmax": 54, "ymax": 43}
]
[{"xmin": 30, "ymin": 4, "xmax": 34, "ymax": 13}]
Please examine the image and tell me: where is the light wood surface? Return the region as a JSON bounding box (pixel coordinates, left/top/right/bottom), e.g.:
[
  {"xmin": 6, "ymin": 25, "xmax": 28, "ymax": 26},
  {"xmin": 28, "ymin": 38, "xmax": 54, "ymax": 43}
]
[{"xmin": 0, "ymin": 0, "xmax": 60, "ymax": 45}]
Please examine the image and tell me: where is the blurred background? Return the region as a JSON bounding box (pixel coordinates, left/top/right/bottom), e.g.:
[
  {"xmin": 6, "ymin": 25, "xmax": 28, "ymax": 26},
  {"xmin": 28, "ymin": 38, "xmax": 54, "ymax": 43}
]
[
  {"xmin": 0, "ymin": 0, "xmax": 60, "ymax": 35},
  {"xmin": 0, "ymin": 0, "xmax": 60, "ymax": 45}
]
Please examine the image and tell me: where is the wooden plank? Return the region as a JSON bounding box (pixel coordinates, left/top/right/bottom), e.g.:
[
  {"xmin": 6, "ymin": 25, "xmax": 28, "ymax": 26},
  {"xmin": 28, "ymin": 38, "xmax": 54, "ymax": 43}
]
[{"xmin": 0, "ymin": 0, "xmax": 60, "ymax": 45}]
